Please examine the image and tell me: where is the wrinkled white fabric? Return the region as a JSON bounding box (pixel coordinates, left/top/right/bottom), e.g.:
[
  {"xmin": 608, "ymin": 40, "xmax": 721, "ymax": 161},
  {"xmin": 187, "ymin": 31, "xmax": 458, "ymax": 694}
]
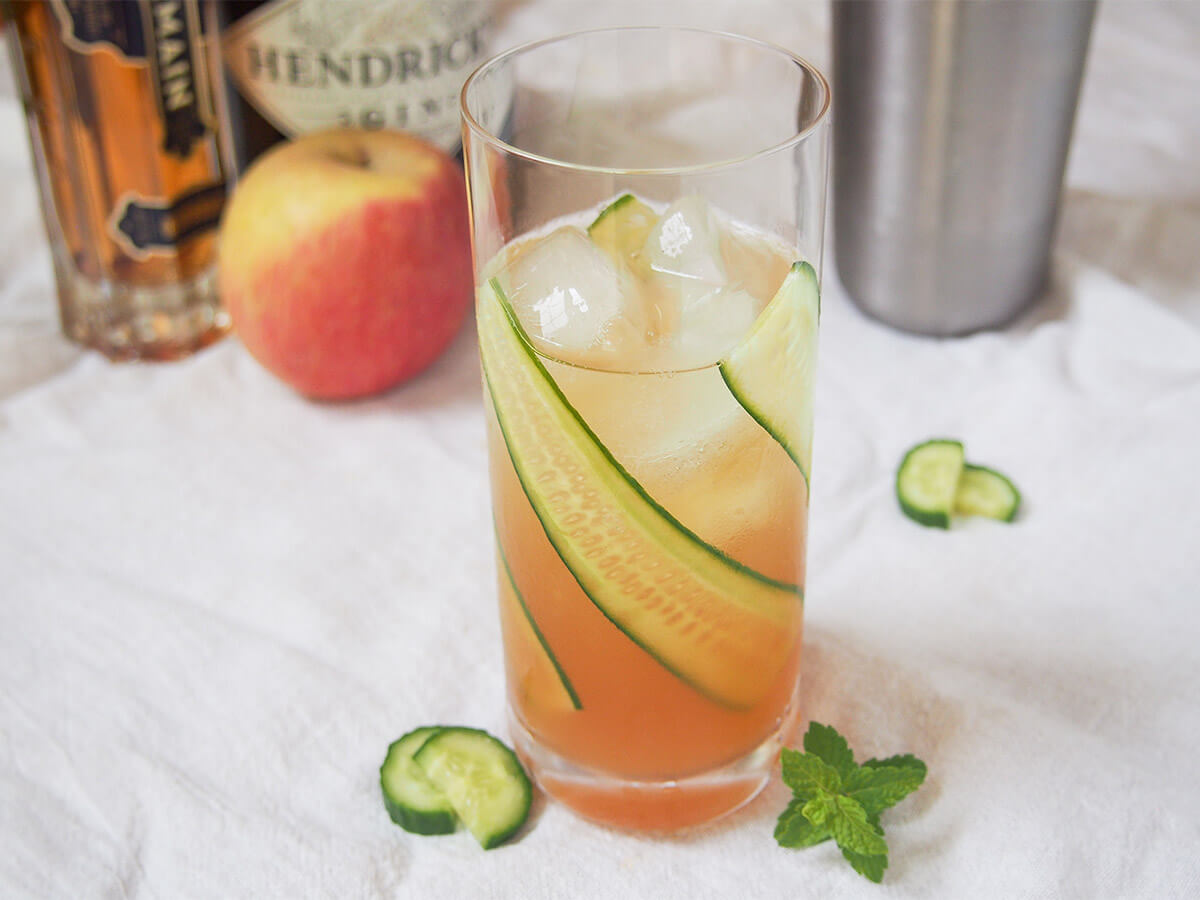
[{"xmin": 2, "ymin": 3, "xmax": 1198, "ymax": 898}]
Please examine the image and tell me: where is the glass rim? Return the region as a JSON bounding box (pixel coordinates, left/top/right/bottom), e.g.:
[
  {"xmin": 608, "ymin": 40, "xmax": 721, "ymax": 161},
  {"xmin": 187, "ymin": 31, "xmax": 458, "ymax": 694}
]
[{"xmin": 459, "ymin": 25, "xmax": 832, "ymax": 176}]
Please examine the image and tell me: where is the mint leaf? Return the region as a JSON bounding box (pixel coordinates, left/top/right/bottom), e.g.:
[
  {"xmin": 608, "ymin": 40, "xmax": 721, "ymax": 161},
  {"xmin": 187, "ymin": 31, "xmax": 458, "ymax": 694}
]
[
  {"xmin": 864, "ymin": 753, "xmax": 927, "ymax": 774},
  {"xmin": 844, "ymin": 761, "xmax": 927, "ymax": 816},
  {"xmin": 826, "ymin": 794, "xmax": 888, "ymax": 857},
  {"xmin": 803, "ymin": 722, "xmax": 856, "ymax": 779},
  {"xmin": 775, "ymin": 723, "xmax": 927, "ymax": 884},
  {"xmin": 841, "ymin": 846, "xmax": 888, "ymax": 884},
  {"xmin": 774, "ymin": 797, "xmax": 831, "ymax": 848},
  {"xmin": 801, "ymin": 791, "xmax": 836, "ymax": 828},
  {"xmin": 781, "ymin": 748, "xmax": 841, "ymax": 796}
]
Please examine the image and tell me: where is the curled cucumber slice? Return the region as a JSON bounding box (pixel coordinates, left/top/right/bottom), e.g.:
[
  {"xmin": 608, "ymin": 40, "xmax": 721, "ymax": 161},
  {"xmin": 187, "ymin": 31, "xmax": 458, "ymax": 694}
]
[
  {"xmin": 497, "ymin": 532, "xmax": 583, "ymax": 712},
  {"xmin": 477, "ymin": 278, "xmax": 801, "ymax": 711},
  {"xmin": 587, "ymin": 193, "xmax": 658, "ymax": 272},
  {"xmin": 719, "ymin": 261, "xmax": 820, "ymax": 486}
]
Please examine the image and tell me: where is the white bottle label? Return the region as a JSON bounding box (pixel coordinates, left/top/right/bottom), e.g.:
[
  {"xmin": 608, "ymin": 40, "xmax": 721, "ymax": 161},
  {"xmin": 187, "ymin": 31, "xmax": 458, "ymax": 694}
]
[{"xmin": 221, "ymin": 0, "xmax": 489, "ymax": 151}]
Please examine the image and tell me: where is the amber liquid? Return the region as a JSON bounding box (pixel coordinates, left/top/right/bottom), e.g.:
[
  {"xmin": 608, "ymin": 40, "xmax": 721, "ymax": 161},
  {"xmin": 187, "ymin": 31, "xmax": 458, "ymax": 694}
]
[
  {"xmin": 486, "ymin": 222, "xmax": 808, "ymax": 830},
  {"xmin": 8, "ymin": 0, "xmax": 229, "ymax": 359}
]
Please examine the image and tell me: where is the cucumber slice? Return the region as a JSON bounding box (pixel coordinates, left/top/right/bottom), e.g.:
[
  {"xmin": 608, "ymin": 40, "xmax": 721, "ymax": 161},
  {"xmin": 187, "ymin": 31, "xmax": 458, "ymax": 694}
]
[
  {"xmin": 718, "ymin": 261, "xmax": 820, "ymax": 486},
  {"xmin": 496, "ymin": 533, "xmax": 583, "ymax": 711},
  {"xmin": 954, "ymin": 464, "xmax": 1021, "ymax": 522},
  {"xmin": 587, "ymin": 193, "xmax": 658, "ymax": 271},
  {"xmin": 380, "ymin": 727, "xmax": 457, "ymax": 835},
  {"xmin": 413, "ymin": 727, "xmax": 532, "ymax": 850},
  {"xmin": 477, "ymin": 278, "xmax": 801, "ymax": 711},
  {"xmin": 896, "ymin": 440, "xmax": 965, "ymax": 529}
]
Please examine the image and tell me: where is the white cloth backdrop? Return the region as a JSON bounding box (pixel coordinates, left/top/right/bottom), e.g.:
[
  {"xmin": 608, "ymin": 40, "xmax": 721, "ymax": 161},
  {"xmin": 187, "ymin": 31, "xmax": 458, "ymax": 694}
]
[{"xmin": 2, "ymin": 2, "xmax": 1198, "ymax": 897}]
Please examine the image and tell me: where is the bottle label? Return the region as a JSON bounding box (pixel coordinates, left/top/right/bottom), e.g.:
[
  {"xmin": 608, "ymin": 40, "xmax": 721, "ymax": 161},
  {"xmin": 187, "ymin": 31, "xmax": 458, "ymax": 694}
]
[
  {"xmin": 53, "ymin": 0, "xmax": 150, "ymax": 59},
  {"xmin": 52, "ymin": 0, "xmax": 216, "ymax": 159},
  {"xmin": 110, "ymin": 182, "xmax": 227, "ymax": 261},
  {"xmin": 221, "ymin": 0, "xmax": 490, "ymax": 152}
]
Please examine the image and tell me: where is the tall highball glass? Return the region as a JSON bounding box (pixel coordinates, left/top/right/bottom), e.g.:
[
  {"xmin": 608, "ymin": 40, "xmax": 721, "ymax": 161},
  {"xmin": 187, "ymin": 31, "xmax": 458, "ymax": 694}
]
[{"xmin": 462, "ymin": 27, "xmax": 830, "ymax": 831}]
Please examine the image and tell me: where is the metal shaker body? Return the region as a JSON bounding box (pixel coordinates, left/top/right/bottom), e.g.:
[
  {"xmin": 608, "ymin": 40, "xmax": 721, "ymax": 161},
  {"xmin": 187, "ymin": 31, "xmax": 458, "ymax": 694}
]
[{"xmin": 832, "ymin": 0, "xmax": 1097, "ymax": 335}]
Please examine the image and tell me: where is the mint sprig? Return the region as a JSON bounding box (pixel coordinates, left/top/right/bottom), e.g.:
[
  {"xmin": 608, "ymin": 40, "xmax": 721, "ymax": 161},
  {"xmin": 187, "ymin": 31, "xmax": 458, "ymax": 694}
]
[{"xmin": 775, "ymin": 722, "xmax": 927, "ymax": 883}]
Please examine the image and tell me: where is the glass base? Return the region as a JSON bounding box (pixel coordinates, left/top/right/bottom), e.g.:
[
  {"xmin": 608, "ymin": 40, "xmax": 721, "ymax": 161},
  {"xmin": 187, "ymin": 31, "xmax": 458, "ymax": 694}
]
[
  {"xmin": 509, "ymin": 697, "xmax": 802, "ymax": 833},
  {"xmin": 56, "ymin": 263, "xmax": 230, "ymax": 362}
]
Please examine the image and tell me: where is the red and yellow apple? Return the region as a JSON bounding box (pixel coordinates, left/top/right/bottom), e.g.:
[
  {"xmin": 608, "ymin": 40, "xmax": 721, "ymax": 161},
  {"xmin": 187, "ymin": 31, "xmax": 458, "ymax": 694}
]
[{"xmin": 218, "ymin": 129, "xmax": 473, "ymax": 400}]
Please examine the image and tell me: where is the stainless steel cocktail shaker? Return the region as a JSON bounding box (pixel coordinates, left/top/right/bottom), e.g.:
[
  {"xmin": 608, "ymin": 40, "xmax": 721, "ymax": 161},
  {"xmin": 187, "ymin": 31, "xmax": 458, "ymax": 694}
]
[{"xmin": 832, "ymin": 0, "xmax": 1097, "ymax": 335}]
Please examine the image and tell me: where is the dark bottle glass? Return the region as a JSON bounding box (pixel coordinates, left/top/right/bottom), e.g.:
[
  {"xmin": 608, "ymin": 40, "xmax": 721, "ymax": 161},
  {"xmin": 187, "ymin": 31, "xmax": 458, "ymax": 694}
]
[{"xmin": 208, "ymin": 1, "xmax": 281, "ymax": 173}]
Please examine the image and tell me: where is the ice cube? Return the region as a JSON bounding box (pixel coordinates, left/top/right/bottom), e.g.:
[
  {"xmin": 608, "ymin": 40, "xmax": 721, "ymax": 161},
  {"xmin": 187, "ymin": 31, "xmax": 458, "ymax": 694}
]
[
  {"xmin": 668, "ymin": 285, "xmax": 763, "ymax": 368},
  {"xmin": 719, "ymin": 225, "xmax": 796, "ymax": 314},
  {"xmin": 636, "ymin": 195, "xmax": 766, "ymax": 366},
  {"xmin": 497, "ymin": 227, "xmax": 646, "ymax": 362},
  {"xmin": 644, "ymin": 194, "xmax": 727, "ymax": 305}
]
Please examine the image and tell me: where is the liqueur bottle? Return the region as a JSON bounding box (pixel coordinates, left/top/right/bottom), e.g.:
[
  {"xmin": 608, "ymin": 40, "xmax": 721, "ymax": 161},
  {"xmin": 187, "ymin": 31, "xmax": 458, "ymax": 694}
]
[
  {"xmin": 208, "ymin": 0, "xmax": 491, "ymax": 172},
  {"xmin": 6, "ymin": 0, "xmax": 230, "ymax": 360}
]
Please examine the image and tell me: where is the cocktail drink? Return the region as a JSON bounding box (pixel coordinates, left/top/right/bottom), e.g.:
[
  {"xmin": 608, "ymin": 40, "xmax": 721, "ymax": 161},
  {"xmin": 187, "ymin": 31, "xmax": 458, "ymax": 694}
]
[{"xmin": 461, "ymin": 28, "xmax": 830, "ymax": 831}]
